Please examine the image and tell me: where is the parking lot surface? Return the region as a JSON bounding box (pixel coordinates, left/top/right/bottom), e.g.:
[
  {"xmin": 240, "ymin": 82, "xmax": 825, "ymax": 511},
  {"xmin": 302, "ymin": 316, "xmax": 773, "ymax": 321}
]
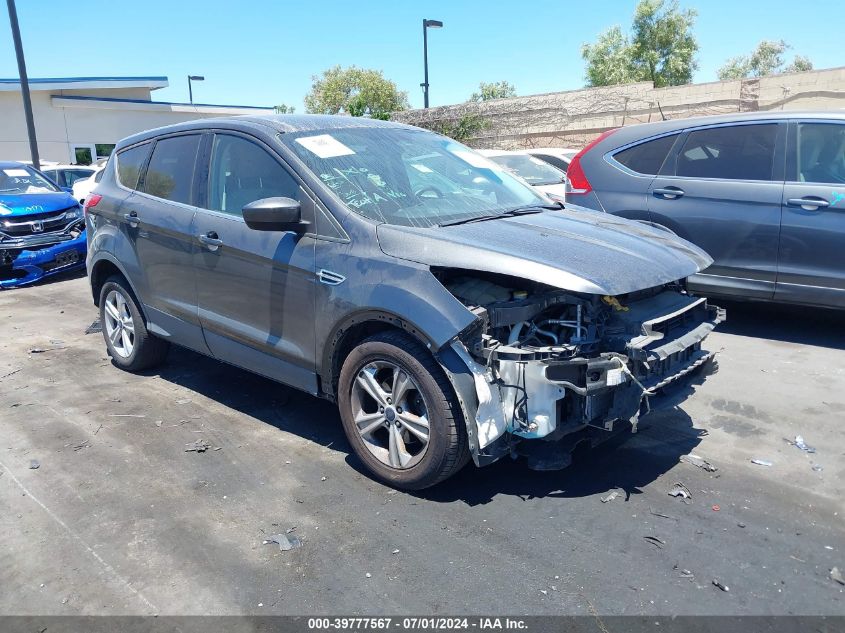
[{"xmin": 1, "ymin": 274, "xmax": 843, "ymax": 615}]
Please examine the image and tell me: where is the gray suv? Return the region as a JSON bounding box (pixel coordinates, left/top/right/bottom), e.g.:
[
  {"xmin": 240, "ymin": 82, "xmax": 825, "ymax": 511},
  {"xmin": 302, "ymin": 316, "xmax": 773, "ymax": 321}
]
[
  {"xmin": 565, "ymin": 112, "xmax": 845, "ymax": 309},
  {"xmin": 86, "ymin": 115, "xmax": 722, "ymax": 489}
]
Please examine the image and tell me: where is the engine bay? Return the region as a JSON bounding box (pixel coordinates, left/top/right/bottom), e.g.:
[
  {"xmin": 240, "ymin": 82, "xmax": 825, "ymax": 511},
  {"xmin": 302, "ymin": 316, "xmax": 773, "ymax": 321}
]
[{"xmin": 434, "ymin": 268, "xmax": 725, "ymax": 463}]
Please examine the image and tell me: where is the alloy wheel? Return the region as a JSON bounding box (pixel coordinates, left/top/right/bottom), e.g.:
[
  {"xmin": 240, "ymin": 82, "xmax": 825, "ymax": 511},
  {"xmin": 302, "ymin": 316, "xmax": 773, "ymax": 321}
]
[
  {"xmin": 350, "ymin": 360, "xmax": 430, "ymax": 469},
  {"xmin": 103, "ymin": 289, "xmax": 135, "ymax": 358}
]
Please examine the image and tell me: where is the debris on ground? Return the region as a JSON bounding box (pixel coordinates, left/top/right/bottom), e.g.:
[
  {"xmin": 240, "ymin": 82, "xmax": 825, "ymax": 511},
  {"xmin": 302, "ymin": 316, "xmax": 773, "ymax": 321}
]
[
  {"xmin": 830, "ymin": 567, "xmax": 845, "ymax": 586},
  {"xmin": 680, "ymin": 454, "xmax": 718, "ymax": 472},
  {"xmin": 176, "ymin": 398, "xmax": 193, "ymax": 405},
  {"xmin": 679, "ymin": 569, "xmax": 694, "ymax": 578},
  {"xmin": 668, "ymin": 482, "xmax": 692, "ymax": 502},
  {"xmin": 85, "ymin": 320, "xmax": 102, "ymax": 335},
  {"xmin": 263, "ymin": 532, "xmax": 302, "ymax": 552},
  {"xmin": 649, "ymin": 509, "xmax": 678, "ymax": 521},
  {"xmin": 812, "ymin": 464, "xmax": 823, "ymax": 472},
  {"xmin": 29, "ymin": 459, "xmax": 40, "ymax": 469},
  {"xmin": 601, "ymin": 491, "xmax": 620, "ymax": 503},
  {"xmin": 185, "ymin": 439, "xmax": 211, "ymax": 453},
  {"xmin": 108, "ymin": 414, "xmax": 145, "ymax": 418},
  {"xmin": 712, "ymin": 505, "xmax": 721, "ymax": 512},
  {"xmin": 365, "ymin": 573, "xmax": 372, "ymax": 578},
  {"xmin": 751, "ymin": 459, "xmax": 773, "ymax": 466},
  {"xmin": 0, "ymin": 368, "xmax": 22, "ymax": 381},
  {"xmin": 737, "ymin": 522, "xmax": 746, "ymax": 528},
  {"xmin": 72, "ymin": 440, "xmax": 90, "ymax": 451},
  {"xmin": 712, "ymin": 579, "xmax": 730, "ymax": 592},
  {"xmin": 320, "ymin": 476, "xmax": 327, "ymax": 482},
  {"xmin": 785, "ymin": 435, "xmax": 816, "ymax": 453},
  {"xmin": 643, "ymin": 536, "xmax": 666, "ymax": 549},
  {"xmin": 392, "ymin": 549, "xmax": 399, "ymax": 554}
]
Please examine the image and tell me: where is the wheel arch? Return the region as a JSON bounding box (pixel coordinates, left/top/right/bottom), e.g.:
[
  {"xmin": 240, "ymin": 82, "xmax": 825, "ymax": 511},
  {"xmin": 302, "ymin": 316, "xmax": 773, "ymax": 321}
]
[
  {"xmin": 89, "ymin": 254, "xmax": 147, "ymax": 322},
  {"xmin": 320, "ymin": 310, "xmax": 442, "ymax": 401}
]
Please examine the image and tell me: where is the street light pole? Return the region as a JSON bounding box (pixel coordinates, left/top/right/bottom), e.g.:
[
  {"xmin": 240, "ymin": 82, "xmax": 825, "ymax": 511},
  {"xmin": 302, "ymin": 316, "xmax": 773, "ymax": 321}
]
[
  {"xmin": 188, "ymin": 75, "xmax": 205, "ymax": 105},
  {"xmin": 421, "ymin": 19, "xmax": 443, "ymax": 108},
  {"xmin": 6, "ymin": 0, "xmax": 39, "ymax": 170}
]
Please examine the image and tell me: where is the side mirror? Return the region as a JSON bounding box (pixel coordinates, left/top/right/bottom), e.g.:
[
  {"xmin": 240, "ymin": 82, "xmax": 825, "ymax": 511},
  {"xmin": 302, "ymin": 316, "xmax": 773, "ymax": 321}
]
[{"xmin": 242, "ymin": 197, "xmax": 308, "ymax": 233}]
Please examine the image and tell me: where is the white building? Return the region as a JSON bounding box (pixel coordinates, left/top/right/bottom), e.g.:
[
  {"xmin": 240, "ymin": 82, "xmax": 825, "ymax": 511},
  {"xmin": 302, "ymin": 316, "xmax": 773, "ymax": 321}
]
[{"xmin": 0, "ymin": 76, "xmax": 274, "ymax": 164}]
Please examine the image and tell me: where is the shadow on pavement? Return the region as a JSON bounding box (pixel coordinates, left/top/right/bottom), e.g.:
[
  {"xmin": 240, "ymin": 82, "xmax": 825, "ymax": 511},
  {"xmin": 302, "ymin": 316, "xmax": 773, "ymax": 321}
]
[
  {"xmin": 152, "ymin": 341, "xmax": 711, "ymax": 506},
  {"xmin": 152, "ymin": 346, "xmax": 350, "ymax": 454},
  {"xmin": 714, "ymin": 299, "xmax": 844, "ymax": 350}
]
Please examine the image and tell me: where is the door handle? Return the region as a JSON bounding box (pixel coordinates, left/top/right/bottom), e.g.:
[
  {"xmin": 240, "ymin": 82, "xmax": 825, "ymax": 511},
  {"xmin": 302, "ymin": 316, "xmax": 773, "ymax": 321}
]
[
  {"xmin": 123, "ymin": 211, "xmax": 140, "ymax": 227},
  {"xmin": 653, "ymin": 187, "xmax": 685, "ymax": 200},
  {"xmin": 198, "ymin": 231, "xmax": 223, "ymax": 251},
  {"xmin": 787, "ymin": 197, "xmax": 830, "ymax": 210}
]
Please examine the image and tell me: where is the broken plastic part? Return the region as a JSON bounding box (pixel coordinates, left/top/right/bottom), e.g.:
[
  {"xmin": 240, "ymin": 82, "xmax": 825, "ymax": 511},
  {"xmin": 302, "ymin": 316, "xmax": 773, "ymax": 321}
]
[{"xmin": 263, "ymin": 533, "xmax": 302, "ymax": 552}]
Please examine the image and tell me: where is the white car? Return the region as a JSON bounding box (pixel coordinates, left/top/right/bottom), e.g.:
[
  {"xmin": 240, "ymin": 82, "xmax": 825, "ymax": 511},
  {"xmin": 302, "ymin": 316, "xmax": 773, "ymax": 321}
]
[
  {"xmin": 71, "ymin": 164, "xmax": 105, "ymax": 205},
  {"xmin": 517, "ymin": 147, "xmax": 580, "ymax": 174},
  {"xmin": 476, "ymin": 149, "xmax": 567, "ymax": 201},
  {"xmin": 41, "ymin": 164, "xmax": 96, "ymax": 189}
]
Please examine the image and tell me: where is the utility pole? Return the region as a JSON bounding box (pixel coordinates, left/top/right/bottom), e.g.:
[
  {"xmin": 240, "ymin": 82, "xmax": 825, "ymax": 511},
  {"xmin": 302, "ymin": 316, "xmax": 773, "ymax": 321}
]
[{"xmin": 6, "ymin": 0, "xmax": 39, "ymax": 169}]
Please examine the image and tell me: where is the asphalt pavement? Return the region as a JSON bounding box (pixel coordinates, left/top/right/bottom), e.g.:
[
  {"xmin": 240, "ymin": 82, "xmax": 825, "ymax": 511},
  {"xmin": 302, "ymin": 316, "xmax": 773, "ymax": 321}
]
[{"xmin": 1, "ymin": 273, "xmax": 843, "ymax": 615}]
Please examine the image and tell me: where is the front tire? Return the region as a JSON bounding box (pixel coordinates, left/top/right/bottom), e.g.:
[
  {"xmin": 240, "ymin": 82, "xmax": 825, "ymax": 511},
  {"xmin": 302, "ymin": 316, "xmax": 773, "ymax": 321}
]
[
  {"xmin": 338, "ymin": 331, "xmax": 470, "ymax": 490},
  {"xmin": 99, "ymin": 275, "xmax": 169, "ymax": 372}
]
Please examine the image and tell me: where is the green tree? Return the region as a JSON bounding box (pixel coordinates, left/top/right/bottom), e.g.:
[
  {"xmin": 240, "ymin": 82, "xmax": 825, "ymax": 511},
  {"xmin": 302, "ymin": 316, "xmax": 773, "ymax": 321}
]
[
  {"xmin": 274, "ymin": 104, "xmax": 295, "ymax": 114},
  {"xmin": 304, "ymin": 65, "xmax": 409, "ymax": 120},
  {"xmin": 717, "ymin": 40, "xmax": 814, "ymax": 80},
  {"xmin": 469, "ymin": 81, "xmax": 517, "ymax": 102},
  {"xmin": 581, "ymin": 0, "xmax": 698, "ymax": 88}
]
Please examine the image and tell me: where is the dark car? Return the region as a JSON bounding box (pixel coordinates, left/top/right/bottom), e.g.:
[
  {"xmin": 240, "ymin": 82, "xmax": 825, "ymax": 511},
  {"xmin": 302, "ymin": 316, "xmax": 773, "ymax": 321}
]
[
  {"xmin": 565, "ymin": 111, "xmax": 845, "ymax": 309},
  {"xmin": 0, "ymin": 162, "xmax": 86, "ymax": 288},
  {"xmin": 86, "ymin": 115, "xmax": 722, "ymax": 489}
]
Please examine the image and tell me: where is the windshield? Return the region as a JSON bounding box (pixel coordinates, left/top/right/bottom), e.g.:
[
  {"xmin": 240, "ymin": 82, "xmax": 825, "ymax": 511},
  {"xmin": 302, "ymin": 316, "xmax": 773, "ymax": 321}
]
[
  {"xmin": 280, "ymin": 127, "xmax": 547, "ymax": 228},
  {"xmin": 487, "ymin": 154, "xmax": 566, "ymax": 186},
  {"xmin": 0, "ymin": 166, "xmax": 61, "ymax": 195}
]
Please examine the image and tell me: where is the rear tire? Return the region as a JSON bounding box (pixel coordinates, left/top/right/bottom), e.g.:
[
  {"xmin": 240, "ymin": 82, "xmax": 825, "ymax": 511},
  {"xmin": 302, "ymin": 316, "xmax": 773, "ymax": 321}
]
[
  {"xmin": 338, "ymin": 331, "xmax": 470, "ymax": 490},
  {"xmin": 99, "ymin": 275, "xmax": 169, "ymax": 372}
]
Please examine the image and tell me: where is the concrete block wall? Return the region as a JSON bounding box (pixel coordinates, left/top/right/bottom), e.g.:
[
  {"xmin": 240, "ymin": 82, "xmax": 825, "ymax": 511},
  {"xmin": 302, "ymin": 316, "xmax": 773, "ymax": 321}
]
[{"xmin": 393, "ymin": 66, "xmax": 845, "ymax": 150}]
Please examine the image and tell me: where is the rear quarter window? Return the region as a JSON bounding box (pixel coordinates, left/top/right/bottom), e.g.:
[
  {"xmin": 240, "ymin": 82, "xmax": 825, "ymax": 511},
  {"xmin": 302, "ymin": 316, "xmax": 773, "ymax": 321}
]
[
  {"xmin": 613, "ymin": 134, "xmax": 678, "ymax": 175},
  {"xmin": 116, "ymin": 142, "xmax": 152, "ymax": 190}
]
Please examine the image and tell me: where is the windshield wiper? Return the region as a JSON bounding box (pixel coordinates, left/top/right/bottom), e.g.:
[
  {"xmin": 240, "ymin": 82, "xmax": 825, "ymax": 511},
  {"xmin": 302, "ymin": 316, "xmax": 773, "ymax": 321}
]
[{"xmin": 438, "ymin": 203, "xmax": 559, "ymax": 228}]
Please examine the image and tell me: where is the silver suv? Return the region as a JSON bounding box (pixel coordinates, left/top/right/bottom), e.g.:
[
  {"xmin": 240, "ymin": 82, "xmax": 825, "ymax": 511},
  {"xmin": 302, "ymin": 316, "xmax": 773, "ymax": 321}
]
[
  {"xmin": 85, "ymin": 115, "xmax": 722, "ymax": 489},
  {"xmin": 565, "ymin": 111, "xmax": 845, "ymax": 309}
]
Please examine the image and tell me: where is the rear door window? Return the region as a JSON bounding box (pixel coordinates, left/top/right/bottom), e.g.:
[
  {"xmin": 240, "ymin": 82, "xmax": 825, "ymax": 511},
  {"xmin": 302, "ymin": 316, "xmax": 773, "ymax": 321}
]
[
  {"xmin": 116, "ymin": 142, "xmax": 152, "ymax": 190},
  {"xmin": 614, "ymin": 134, "xmax": 678, "ymax": 175},
  {"xmin": 793, "ymin": 122, "xmax": 845, "ymax": 184},
  {"xmin": 142, "ymin": 135, "xmax": 201, "ymax": 205},
  {"xmin": 676, "ymin": 124, "xmax": 777, "ymax": 181}
]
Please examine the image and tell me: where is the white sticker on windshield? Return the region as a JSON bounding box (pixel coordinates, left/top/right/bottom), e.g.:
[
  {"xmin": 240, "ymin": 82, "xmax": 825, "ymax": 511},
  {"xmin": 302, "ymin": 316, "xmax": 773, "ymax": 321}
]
[
  {"xmin": 410, "ymin": 163, "xmax": 433, "ymax": 173},
  {"xmin": 295, "ymin": 134, "xmax": 355, "ymax": 159},
  {"xmin": 451, "ymin": 150, "xmax": 502, "ymax": 170},
  {"xmin": 3, "ymin": 168, "xmax": 29, "ymax": 177}
]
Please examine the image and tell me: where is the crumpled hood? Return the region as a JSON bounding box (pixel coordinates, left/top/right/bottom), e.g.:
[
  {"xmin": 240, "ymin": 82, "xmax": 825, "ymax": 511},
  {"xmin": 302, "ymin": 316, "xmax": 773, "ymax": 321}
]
[
  {"xmin": 0, "ymin": 192, "xmax": 78, "ymax": 217},
  {"xmin": 377, "ymin": 206, "xmax": 713, "ymax": 296}
]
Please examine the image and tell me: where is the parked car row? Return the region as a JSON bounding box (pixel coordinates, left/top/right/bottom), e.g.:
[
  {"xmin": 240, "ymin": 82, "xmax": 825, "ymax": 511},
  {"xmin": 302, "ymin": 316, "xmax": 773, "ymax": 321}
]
[{"xmin": 5, "ymin": 110, "xmax": 842, "ymax": 488}]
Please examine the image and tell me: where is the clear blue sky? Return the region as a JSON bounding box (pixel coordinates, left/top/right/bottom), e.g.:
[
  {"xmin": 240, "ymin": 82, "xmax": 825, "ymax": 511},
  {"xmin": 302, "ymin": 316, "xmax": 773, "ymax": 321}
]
[{"xmin": 1, "ymin": 0, "xmax": 842, "ymax": 110}]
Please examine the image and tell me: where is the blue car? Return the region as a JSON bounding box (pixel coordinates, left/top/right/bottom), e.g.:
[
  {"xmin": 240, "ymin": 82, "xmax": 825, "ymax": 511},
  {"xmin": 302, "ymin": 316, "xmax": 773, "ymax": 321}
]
[{"xmin": 0, "ymin": 161, "xmax": 86, "ymax": 288}]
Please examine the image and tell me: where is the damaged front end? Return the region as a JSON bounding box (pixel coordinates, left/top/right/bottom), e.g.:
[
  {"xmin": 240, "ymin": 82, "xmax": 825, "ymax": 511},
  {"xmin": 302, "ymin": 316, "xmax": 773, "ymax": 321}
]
[
  {"xmin": 0, "ymin": 207, "xmax": 86, "ymax": 288},
  {"xmin": 435, "ymin": 270, "xmax": 724, "ymax": 468}
]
